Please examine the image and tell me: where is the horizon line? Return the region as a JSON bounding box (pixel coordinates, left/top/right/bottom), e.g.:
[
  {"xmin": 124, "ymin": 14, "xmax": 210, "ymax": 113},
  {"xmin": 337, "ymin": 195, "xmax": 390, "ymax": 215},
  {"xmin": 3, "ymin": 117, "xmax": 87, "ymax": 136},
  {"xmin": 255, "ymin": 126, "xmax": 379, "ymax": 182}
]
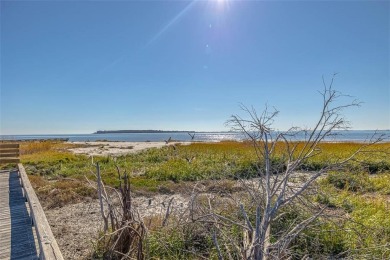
[{"xmin": 1, "ymin": 129, "xmax": 389, "ymax": 136}]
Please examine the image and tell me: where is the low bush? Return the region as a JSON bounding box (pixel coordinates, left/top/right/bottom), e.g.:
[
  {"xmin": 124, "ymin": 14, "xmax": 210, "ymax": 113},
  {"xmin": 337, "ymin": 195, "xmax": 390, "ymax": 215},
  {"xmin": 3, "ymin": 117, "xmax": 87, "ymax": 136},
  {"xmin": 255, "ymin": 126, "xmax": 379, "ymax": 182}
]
[
  {"xmin": 325, "ymin": 172, "xmax": 375, "ymax": 192},
  {"xmin": 147, "ymin": 223, "xmax": 213, "ymax": 259}
]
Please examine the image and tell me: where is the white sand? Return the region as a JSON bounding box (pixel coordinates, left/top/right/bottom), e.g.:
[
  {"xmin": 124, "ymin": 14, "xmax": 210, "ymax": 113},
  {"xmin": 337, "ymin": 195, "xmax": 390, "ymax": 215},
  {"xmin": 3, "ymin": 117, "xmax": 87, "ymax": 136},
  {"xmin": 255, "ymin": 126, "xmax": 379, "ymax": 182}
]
[
  {"xmin": 46, "ymin": 194, "xmax": 189, "ymax": 259},
  {"xmin": 68, "ymin": 141, "xmax": 191, "ymax": 156}
]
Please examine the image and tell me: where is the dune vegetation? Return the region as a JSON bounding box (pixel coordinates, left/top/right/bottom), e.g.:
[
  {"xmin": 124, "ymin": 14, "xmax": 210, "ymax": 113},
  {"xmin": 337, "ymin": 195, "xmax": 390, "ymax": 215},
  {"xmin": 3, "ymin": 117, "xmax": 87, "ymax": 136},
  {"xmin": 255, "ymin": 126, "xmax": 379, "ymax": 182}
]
[{"xmin": 0, "ymin": 139, "xmax": 388, "ymax": 258}]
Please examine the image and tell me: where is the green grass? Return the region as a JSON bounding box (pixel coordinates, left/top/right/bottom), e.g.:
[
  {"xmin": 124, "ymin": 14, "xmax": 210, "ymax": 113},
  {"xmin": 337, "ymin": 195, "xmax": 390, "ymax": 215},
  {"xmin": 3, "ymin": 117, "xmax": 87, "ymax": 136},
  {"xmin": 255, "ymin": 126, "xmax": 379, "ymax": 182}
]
[
  {"xmin": 17, "ymin": 141, "xmax": 390, "ymax": 207},
  {"xmin": 20, "ymin": 141, "xmax": 390, "ymax": 183},
  {"xmin": 316, "ymin": 172, "xmax": 390, "ymax": 258},
  {"xmin": 15, "ymin": 140, "xmax": 390, "ymax": 258},
  {"xmin": 323, "ymin": 171, "xmax": 390, "ymax": 195},
  {"xmin": 147, "ymin": 225, "xmax": 214, "ymax": 259},
  {"xmin": 18, "ymin": 140, "xmax": 390, "ymax": 199}
]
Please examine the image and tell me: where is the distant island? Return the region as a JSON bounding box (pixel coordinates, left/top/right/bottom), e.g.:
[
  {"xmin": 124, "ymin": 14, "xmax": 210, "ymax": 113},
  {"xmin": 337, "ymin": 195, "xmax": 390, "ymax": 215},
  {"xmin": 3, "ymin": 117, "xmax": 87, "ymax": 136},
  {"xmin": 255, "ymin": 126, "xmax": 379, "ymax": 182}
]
[{"xmin": 94, "ymin": 130, "xmax": 196, "ymax": 134}]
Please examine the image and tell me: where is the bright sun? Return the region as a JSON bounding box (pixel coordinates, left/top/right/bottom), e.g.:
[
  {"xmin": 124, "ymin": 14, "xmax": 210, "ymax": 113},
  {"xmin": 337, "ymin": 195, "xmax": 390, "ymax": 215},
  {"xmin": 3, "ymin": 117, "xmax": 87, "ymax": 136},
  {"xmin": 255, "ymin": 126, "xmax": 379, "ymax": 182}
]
[{"xmin": 215, "ymin": 0, "xmax": 229, "ymax": 9}]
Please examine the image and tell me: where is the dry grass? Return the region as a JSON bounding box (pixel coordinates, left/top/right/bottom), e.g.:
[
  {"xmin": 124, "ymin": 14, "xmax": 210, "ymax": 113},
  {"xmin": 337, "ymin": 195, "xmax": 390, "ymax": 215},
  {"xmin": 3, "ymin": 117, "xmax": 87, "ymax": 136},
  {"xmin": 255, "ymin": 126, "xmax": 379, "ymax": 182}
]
[
  {"xmin": 29, "ymin": 175, "xmax": 97, "ymax": 208},
  {"xmin": 20, "ymin": 141, "xmax": 77, "ymax": 155}
]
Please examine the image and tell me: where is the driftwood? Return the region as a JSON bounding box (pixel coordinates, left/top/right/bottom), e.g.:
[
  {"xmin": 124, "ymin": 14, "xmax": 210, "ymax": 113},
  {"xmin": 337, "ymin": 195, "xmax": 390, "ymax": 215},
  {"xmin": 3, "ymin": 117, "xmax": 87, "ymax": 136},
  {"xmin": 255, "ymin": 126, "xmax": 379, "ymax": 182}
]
[
  {"xmin": 194, "ymin": 75, "xmax": 385, "ymax": 259},
  {"xmin": 188, "ymin": 132, "xmax": 196, "ymax": 140},
  {"xmin": 88, "ymin": 163, "xmax": 146, "ymax": 259}
]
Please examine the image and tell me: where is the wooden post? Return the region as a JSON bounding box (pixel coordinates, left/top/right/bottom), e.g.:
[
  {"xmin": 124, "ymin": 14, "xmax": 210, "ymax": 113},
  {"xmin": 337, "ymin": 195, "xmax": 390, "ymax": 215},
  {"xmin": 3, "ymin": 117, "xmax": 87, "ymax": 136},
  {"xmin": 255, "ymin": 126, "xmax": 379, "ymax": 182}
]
[{"xmin": 96, "ymin": 163, "xmax": 108, "ymax": 232}]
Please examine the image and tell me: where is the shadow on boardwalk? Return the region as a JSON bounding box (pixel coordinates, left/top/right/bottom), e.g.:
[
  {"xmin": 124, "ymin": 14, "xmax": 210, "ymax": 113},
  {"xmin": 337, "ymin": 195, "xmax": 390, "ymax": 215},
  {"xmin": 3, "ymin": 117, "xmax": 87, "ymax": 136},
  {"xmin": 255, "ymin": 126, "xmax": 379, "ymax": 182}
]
[{"xmin": 0, "ymin": 171, "xmax": 38, "ymax": 259}]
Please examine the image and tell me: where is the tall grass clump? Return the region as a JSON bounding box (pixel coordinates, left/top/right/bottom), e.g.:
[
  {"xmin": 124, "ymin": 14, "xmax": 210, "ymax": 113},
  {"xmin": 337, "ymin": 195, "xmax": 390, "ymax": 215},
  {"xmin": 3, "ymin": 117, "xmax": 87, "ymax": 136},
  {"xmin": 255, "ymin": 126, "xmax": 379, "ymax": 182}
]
[
  {"xmin": 317, "ymin": 176, "xmax": 390, "ymax": 258},
  {"xmin": 147, "ymin": 222, "xmax": 214, "ymax": 259}
]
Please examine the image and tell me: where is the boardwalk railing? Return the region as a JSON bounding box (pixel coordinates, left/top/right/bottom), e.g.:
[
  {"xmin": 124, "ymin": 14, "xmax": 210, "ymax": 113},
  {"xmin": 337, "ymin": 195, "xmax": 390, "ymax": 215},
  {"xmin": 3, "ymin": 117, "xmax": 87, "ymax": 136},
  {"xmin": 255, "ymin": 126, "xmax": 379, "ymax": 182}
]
[
  {"xmin": 0, "ymin": 143, "xmax": 20, "ymax": 164},
  {"xmin": 18, "ymin": 163, "xmax": 64, "ymax": 260}
]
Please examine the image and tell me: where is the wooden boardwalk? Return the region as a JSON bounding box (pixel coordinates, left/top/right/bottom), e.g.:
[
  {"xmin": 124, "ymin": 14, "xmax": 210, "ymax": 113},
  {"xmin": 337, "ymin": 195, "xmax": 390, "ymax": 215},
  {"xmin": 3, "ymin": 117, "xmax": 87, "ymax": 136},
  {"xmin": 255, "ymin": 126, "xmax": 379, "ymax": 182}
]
[
  {"xmin": 0, "ymin": 144, "xmax": 20, "ymax": 164},
  {"xmin": 0, "ymin": 165, "xmax": 63, "ymax": 260},
  {"xmin": 0, "ymin": 170, "xmax": 39, "ymax": 259}
]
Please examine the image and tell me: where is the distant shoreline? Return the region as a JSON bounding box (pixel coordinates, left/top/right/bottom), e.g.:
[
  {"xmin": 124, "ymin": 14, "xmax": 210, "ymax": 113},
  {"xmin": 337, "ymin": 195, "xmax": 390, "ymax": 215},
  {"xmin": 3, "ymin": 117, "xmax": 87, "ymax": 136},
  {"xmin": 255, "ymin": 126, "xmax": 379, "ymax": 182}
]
[
  {"xmin": 93, "ymin": 130, "xmax": 236, "ymax": 134},
  {"xmin": 94, "ymin": 130, "xmax": 196, "ymax": 134}
]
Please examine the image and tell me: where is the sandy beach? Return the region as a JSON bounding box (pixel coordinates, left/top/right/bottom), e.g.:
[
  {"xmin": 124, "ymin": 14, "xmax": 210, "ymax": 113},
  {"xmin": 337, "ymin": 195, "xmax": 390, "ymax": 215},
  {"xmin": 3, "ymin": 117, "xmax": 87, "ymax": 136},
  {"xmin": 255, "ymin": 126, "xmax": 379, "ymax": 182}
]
[{"xmin": 68, "ymin": 141, "xmax": 192, "ymax": 156}]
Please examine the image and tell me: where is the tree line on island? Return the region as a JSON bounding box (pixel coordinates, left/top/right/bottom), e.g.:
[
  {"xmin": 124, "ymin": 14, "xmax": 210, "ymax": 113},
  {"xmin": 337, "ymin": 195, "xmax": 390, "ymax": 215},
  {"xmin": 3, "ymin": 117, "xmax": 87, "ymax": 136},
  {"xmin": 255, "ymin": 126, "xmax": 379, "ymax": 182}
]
[{"xmin": 94, "ymin": 130, "xmax": 196, "ymax": 134}]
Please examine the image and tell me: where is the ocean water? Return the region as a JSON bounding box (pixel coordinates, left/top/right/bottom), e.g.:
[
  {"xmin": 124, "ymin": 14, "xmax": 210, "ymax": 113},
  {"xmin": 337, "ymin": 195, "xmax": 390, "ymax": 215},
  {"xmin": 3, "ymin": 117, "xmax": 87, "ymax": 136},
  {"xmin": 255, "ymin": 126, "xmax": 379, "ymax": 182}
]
[{"xmin": 0, "ymin": 130, "xmax": 389, "ymax": 142}]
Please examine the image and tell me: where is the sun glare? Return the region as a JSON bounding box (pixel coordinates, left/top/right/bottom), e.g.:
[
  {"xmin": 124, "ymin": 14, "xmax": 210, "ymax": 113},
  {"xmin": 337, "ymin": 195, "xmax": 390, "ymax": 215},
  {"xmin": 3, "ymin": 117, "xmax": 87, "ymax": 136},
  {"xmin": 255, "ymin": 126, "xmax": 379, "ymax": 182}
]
[
  {"xmin": 216, "ymin": 0, "xmax": 230, "ymax": 10},
  {"xmin": 217, "ymin": 0, "xmax": 228, "ymax": 5}
]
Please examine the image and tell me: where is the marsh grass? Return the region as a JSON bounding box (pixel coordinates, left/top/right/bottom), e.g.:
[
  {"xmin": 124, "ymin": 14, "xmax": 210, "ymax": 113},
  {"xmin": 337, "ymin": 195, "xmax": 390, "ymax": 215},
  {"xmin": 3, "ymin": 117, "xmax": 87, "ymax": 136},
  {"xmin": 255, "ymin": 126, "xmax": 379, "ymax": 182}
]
[
  {"xmin": 20, "ymin": 140, "xmax": 78, "ymax": 155},
  {"xmin": 323, "ymin": 170, "xmax": 390, "ymax": 195},
  {"xmin": 20, "ymin": 141, "xmax": 390, "ymax": 179},
  {"xmin": 18, "ymin": 140, "xmax": 390, "ymax": 258},
  {"xmin": 317, "ymin": 173, "xmax": 390, "ymax": 258},
  {"xmin": 19, "ymin": 141, "xmax": 390, "ymax": 202}
]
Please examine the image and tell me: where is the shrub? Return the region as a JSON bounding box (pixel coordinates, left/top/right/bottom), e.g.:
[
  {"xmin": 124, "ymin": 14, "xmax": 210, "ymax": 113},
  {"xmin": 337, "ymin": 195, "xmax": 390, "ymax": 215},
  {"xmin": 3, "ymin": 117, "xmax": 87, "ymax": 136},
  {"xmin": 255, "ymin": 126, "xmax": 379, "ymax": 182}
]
[
  {"xmin": 147, "ymin": 222, "xmax": 213, "ymax": 259},
  {"xmin": 326, "ymin": 172, "xmax": 374, "ymax": 192},
  {"xmin": 365, "ymin": 161, "xmax": 390, "ymax": 174}
]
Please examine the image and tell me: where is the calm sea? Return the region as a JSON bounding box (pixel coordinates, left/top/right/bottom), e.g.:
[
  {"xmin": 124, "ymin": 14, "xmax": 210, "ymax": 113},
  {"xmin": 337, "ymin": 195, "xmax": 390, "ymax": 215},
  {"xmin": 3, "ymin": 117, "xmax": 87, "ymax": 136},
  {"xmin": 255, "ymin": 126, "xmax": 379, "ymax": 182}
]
[{"xmin": 0, "ymin": 130, "xmax": 389, "ymax": 142}]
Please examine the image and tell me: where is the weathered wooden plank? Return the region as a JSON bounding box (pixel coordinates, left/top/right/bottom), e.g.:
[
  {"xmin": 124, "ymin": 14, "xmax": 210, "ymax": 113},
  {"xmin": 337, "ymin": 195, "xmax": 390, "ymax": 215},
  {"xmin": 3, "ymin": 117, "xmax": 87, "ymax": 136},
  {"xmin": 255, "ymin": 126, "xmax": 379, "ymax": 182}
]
[
  {"xmin": 18, "ymin": 164, "xmax": 64, "ymax": 260},
  {"xmin": 0, "ymin": 158, "xmax": 20, "ymax": 163},
  {"xmin": 0, "ymin": 144, "xmax": 20, "ymax": 165},
  {"xmin": 0, "ymin": 148, "xmax": 20, "ymax": 154},
  {"xmin": 0, "ymin": 170, "xmax": 39, "ymax": 260},
  {"xmin": 0, "ymin": 153, "xmax": 20, "ymax": 158},
  {"xmin": 0, "ymin": 143, "xmax": 19, "ymax": 149}
]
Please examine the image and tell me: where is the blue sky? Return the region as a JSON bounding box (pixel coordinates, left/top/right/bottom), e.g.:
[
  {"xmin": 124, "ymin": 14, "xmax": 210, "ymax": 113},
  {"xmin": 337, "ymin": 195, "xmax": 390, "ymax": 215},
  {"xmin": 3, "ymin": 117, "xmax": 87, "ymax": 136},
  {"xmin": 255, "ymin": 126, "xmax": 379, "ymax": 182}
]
[{"xmin": 1, "ymin": 0, "xmax": 389, "ymax": 134}]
